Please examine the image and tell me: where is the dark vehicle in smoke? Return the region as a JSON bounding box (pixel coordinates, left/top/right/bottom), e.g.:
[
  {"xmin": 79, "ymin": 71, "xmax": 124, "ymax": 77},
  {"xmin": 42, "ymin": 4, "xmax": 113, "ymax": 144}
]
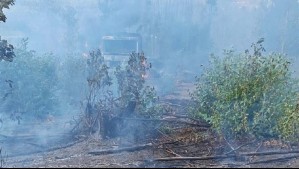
[{"xmin": 101, "ymin": 33, "xmax": 142, "ymax": 67}]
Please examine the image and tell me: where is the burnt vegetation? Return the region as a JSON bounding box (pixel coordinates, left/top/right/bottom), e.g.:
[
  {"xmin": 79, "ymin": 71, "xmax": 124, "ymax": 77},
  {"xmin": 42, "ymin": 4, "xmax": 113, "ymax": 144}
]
[
  {"xmin": 65, "ymin": 39, "xmax": 299, "ymax": 167},
  {"xmin": 1, "ymin": 1, "xmax": 299, "ymax": 168},
  {"xmin": 72, "ymin": 51, "xmax": 163, "ymax": 142},
  {"xmin": 1, "ymin": 38, "xmax": 299, "ymax": 167}
]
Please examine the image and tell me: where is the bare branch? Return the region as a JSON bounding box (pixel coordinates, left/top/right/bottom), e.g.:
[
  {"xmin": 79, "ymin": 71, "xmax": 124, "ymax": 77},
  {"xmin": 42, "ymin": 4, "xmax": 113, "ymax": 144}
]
[{"xmin": 88, "ymin": 143, "xmax": 153, "ymax": 155}]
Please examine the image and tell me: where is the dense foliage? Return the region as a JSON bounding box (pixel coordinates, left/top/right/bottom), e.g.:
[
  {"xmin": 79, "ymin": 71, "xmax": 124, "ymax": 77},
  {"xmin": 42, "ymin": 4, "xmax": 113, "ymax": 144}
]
[
  {"xmin": 0, "ymin": 37, "xmax": 14, "ymax": 62},
  {"xmin": 0, "ymin": 39, "xmax": 59, "ymax": 123},
  {"xmin": 0, "ymin": 0, "xmax": 15, "ymax": 63},
  {"xmin": 0, "ymin": 0, "xmax": 14, "ymax": 22},
  {"xmin": 190, "ymin": 39, "xmax": 299, "ymax": 141}
]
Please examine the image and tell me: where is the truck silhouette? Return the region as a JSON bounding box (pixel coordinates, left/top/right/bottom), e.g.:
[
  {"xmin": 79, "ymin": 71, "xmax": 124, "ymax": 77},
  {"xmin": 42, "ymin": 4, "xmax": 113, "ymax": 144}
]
[{"xmin": 101, "ymin": 33, "xmax": 142, "ymax": 67}]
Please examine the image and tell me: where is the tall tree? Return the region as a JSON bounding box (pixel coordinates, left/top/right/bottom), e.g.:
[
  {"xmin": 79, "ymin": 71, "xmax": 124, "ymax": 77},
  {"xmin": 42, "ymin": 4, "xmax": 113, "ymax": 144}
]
[
  {"xmin": 0, "ymin": 0, "xmax": 15, "ymax": 22},
  {"xmin": 0, "ymin": 0, "xmax": 15, "ymax": 62}
]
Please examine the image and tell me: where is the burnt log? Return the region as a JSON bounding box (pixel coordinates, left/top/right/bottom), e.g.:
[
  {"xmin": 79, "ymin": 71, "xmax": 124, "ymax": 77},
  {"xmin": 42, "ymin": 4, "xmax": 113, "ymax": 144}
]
[{"xmin": 88, "ymin": 143, "xmax": 153, "ymax": 155}]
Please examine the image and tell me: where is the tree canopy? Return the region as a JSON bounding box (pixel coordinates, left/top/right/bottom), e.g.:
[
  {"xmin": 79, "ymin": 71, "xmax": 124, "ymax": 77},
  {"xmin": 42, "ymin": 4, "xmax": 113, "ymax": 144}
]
[
  {"xmin": 0, "ymin": 0, "xmax": 15, "ymax": 62},
  {"xmin": 0, "ymin": 0, "xmax": 15, "ymax": 22}
]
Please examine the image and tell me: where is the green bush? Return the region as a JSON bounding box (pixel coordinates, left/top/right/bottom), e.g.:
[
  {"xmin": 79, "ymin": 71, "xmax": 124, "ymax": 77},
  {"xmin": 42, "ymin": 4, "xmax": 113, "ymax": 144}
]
[
  {"xmin": 190, "ymin": 40, "xmax": 299, "ymax": 141},
  {"xmin": 0, "ymin": 38, "xmax": 59, "ymax": 122},
  {"xmin": 55, "ymin": 52, "xmax": 87, "ymax": 116}
]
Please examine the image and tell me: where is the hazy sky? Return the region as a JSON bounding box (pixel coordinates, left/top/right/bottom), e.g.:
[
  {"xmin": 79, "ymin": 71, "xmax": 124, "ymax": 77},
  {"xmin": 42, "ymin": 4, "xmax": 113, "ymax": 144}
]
[{"xmin": 0, "ymin": 0, "xmax": 298, "ymax": 63}]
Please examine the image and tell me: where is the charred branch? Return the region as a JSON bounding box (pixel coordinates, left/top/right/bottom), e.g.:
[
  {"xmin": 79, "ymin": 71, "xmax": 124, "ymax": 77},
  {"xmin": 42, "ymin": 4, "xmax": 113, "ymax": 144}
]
[
  {"xmin": 88, "ymin": 143, "xmax": 153, "ymax": 155},
  {"xmin": 247, "ymin": 154, "xmax": 299, "ymax": 165},
  {"xmin": 151, "ymin": 150, "xmax": 299, "ymax": 162},
  {"xmin": 115, "ymin": 117, "xmax": 211, "ymax": 128}
]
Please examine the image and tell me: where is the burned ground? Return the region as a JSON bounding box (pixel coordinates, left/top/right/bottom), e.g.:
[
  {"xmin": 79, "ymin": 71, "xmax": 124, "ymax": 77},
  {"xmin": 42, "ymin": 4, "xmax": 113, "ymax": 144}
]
[{"xmin": 1, "ymin": 82, "xmax": 299, "ymax": 168}]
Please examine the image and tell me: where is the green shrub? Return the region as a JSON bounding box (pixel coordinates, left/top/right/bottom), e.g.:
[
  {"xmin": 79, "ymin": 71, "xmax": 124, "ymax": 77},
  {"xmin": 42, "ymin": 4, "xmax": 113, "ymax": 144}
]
[
  {"xmin": 190, "ymin": 39, "xmax": 299, "ymax": 140},
  {"xmin": 0, "ymin": 38, "xmax": 59, "ymax": 122}
]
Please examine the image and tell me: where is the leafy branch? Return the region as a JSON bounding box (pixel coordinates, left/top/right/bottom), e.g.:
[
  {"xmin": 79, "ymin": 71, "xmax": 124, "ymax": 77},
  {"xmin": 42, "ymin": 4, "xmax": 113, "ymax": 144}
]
[
  {"xmin": 0, "ymin": 0, "xmax": 14, "ymax": 22},
  {"xmin": 190, "ymin": 39, "xmax": 299, "ymax": 141}
]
